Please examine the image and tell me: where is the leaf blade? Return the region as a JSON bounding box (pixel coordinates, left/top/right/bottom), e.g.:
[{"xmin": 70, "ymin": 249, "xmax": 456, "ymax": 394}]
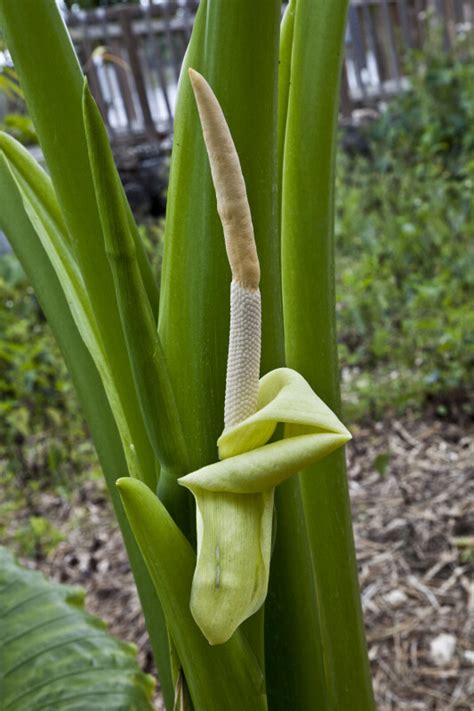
[{"xmin": 0, "ymin": 547, "xmax": 155, "ymax": 711}]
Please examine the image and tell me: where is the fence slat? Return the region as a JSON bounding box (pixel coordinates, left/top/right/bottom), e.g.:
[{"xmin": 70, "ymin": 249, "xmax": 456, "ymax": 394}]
[
  {"xmin": 144, "ymin": 4, "xmax": 173, "ymax": 131},
  {"xmin": 119, "ymin": 8, "xmax": 158, "ymax": 140},
  {"xmin": 435, "ymin": 0, "xmax": 452, "ymax": 49},
  {"xmin": 361, "ymin": 0, "xmax": 386, "ymax": 96},
  {"xmin": 80, "ymin": 14, "xmax": 112, "ymax": 134},
  {"xmin": 397, "ymin": 0, "xmax": 413, "ymax": 49},
  {"xmin": 62, "ymin": 0, "xmax": 473, "ymax": 143},
  {"xmin": 348, "ymin": 6, "xmax": 369, "ymax": 99},
  {"xmin": 96, "ymin": 8, "xmax": 119, "ymax": 135},
  {"xmin": 160, "ymin": 1, "xmax": 181, "ymax": 84},
  {"xmin": 380, "ymin": 0, "xmax": 402, "ymax": 86},
  {"xmin": 340, "ymin": 61, "xmax": 353, "ymax": 118},
  {"xmin": 453, "ymin": 0, "xmax": 465, "ymax": 23},
  {"xmin": 182, "ymin": 0, "xmax": 196, "ymax": 42},
  {"xmin": 113, "ymin": 41, "xmax": 137, "ymax": 131}
]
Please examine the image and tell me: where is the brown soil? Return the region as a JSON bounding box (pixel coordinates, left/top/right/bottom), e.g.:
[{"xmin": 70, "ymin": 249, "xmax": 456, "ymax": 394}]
[{"xmin": 13, "ymin": 416, "xmax": 474, "ymax": 710}]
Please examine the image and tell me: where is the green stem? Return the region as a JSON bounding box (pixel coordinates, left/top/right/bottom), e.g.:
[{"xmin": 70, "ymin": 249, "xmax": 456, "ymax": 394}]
[
  {"xmin": 281, "ymin": 1, "xmax": 375, "ymax": 708},
  {"xmin": 159, "ymin": 0, "xmax": 282, "ymax": 673},
  {"xmin": 278, "ymin": 0, "xmax": 296, "ymax": 220},
  {"xmin": 265, "ymin": 479, "xmax": 327, "ymax": 710},
  {"xmin": 83, "ymin": 84, "xmax": 193, "ymax": 536},
  {"xmin": 257, "ymin": 5, "xmax": 329, "ymax": 707}
]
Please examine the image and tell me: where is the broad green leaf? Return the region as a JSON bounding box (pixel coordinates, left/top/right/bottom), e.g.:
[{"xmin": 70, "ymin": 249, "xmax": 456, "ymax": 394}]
[
  {"xmin": 0, "ymin": 154, "xmax": 174, "ymax": 708},
  {"xmin": 179, "ymin": 368, "xmax": 350, "ymax": 644},
  {"xmin": 0, "ymin": 546, "xmax": 155, "ymax": 710},
  {"xmin": 117, "ymin": 478, "xmax": 267, "ymax": 711},
  {"xmin": 281, "ymin": 0, "xmax": 375, "ymax": 707}
]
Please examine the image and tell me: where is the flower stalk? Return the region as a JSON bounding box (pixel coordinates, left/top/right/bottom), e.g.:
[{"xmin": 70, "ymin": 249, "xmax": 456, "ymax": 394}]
[{"xmin": 178, "ymin": 70, "xmax": 351, "ymax": 648}]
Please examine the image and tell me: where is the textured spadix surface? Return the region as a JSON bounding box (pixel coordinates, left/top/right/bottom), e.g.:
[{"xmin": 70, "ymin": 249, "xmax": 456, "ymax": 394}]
[{"xmin": 179, "ymin": 367, "xmax": 351, "ymax": 644}]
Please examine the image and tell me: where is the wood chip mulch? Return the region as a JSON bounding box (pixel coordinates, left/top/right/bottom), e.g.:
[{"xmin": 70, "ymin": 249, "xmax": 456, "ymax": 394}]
[{"xmin": 18, "ymin": 416, "xmax": 474, "ymax": 710}]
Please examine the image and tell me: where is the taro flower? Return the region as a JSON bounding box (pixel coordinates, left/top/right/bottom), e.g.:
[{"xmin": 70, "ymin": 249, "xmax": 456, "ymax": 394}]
[
  {"xmin": 179, "ymin": 71, "xmax": 351, "ymax": 645},
  {"xmin": 0, "ymin": 1, "xmax": 373, "ymax": 706}
]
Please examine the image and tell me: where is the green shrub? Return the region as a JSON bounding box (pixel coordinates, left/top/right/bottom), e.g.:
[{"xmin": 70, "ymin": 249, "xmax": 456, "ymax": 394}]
[
  {"xmin": 0, "ymin": 222, "xmax": 164, "ymax": 493},
  {"xmin": 336, "ymin": 37, "xmax": 474, "ymax": 419},
  {"xmin": 0, "ymin": 254, "xmax": 94, "ymax": 485},
  {"xmin": 368, "ymin": 32, "xmax": 474, "ymax": 177},
  {"xmin": 0, "ymin": 112, "xmax": 37, "ymax": 145}
]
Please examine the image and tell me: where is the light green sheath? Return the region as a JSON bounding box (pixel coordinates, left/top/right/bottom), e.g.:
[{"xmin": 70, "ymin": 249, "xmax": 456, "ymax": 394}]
[{"xmin": 179, "ymin": 367, "xmax": 351, "ymax": 645}]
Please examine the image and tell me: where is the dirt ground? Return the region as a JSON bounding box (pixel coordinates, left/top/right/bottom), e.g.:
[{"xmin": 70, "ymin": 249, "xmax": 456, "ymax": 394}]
[{"xmin": 17, "ymin": 415, "xmax": 474, "ymax": 710}]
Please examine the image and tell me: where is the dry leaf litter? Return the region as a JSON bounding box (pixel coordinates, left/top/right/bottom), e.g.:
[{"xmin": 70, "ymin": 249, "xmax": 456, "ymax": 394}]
[{"xmin": 12, "ymin": 416, "xmax": 474, "ymax": 710}]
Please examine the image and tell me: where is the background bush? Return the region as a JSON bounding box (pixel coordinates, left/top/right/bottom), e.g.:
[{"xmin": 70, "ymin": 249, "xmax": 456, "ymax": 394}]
[{"xmin": 336, "ymin": 37, "xmax": 474, "ymax": 420}]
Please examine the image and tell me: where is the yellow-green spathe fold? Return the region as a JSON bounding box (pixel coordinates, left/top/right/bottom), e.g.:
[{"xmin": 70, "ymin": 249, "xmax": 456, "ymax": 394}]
[{"xmin": 179, "ymin": 367, "xmax": 350, "ymax": 645}]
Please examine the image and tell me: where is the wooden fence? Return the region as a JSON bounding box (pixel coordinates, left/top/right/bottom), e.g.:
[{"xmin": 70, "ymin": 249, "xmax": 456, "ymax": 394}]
[
  {"xmin": 64, "ymin": 0, "xmax": 473, "ymax": 144},
  {"xmin": 341, "ymin": 0, "xmax": 473, "ymax": 113}
]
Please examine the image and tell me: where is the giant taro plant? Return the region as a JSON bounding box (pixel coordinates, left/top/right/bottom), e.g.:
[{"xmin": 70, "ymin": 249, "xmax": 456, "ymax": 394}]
[{"xmin": 0, "ymin": 1, "xmax": 374, "ymax": 709}]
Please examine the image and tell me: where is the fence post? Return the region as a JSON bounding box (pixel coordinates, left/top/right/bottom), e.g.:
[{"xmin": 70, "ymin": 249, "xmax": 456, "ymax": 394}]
[
  {"xmin": 160, "ymin": 0, "xmax": 181, "ymax": 84},
  {"xmin": 397, "ymin": 0, "xmax": 413, "ymax": 49}
]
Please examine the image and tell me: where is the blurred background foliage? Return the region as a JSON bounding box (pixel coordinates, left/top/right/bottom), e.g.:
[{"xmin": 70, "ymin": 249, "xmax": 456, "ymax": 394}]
[
  {"xmin": 0, "ymin": 38, "xmax": 473, "ymax": 555},
  {"xmin": 336, "ymin": 37, "xmax": 474, "ymax": 419},
  {"xmin": 63, "ymin": 0, "xmax": 139, "ymax": 9}
]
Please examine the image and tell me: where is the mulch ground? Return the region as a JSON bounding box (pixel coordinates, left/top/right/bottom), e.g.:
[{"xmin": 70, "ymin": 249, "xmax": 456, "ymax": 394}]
[{"xmin": 11, "ymin": 415, "xmax": 474, "ymax": 710}]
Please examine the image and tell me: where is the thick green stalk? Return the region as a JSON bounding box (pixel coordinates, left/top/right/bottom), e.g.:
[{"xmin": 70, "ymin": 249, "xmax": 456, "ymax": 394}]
[
  {"xmin": 159, "ymin": 0, "xmax": 282, "ymax": 670},
  {"xmin": 281, "ymin": 1, "xmax": 375, "ymax": 708},
  {"xmin": 83, "ymin": 84, "xmax": 192, "ymax": 530},
  {"xmin": 0, "ymin": 157, "xmax": 174, "ymax": 709},
  {"xmin": 0, "ymin": 0, "xmax": 157, "ymax": 490},
  {"xmin": 264, "ymin": 480, "xmax": 327, "ymax": 710},
  {"xmin": 278, "ymin": 0, "xmax": 296, "ymax": 208},
  {"xmin": 259, "ymin": 3, "xmax": 328, "ymax": 707}
]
